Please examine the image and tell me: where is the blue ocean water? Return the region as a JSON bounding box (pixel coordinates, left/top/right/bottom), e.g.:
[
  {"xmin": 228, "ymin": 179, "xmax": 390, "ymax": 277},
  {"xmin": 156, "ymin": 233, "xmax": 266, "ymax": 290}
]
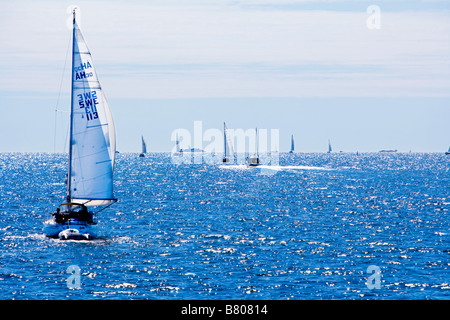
[{"xmin": 0, "ymin": 152, "xmax": 448, "ymax": 300}]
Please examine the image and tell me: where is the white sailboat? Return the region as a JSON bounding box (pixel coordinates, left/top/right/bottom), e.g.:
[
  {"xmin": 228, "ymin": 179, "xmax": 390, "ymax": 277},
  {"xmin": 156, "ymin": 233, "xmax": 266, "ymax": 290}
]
[
  {"xmin": 247, "ymin": 127, "xmax": 260, "ymax": 166},
  {"xmin": 139, "ymin": 135, "xmax": 147, "ymax": 157},
  {"xmin": 289, "ymin": 135, "xmax": 295, "ymax": 154},
  {"xmin": 222, "ymin": 122, "xmax": 234, "ymax": 163},
  {"xmin": 44, "ymin": 9, "xmax": 116, "ymax": 240},
  {"xmin": 445, "ymin": 146, "xmax": 450, "ymax": 155},
  {"xmin": 173, "ymin": 133, "xmax": 183, "ymax": 156}
]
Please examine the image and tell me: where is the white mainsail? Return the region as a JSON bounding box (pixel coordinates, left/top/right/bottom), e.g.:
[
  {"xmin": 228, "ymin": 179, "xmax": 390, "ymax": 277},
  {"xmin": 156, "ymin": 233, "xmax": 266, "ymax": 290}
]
[
  {"xmin": 223, "ymin": 122, "xmax": 234, "ymax": 162},
  {"xmin": 67, "ymin": 14, "xmax": 116, "ymax": 207}
]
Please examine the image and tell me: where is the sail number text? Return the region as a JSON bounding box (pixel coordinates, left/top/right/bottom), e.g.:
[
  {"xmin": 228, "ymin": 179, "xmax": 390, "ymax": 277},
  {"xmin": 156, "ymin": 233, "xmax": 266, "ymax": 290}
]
[
  {"xmin": 77, "ymin": 90, "xmax": 99, "ymax": 121},
  {"xmin": 74, "ymin": 61, "xmax": 93, "ymax": 80}
]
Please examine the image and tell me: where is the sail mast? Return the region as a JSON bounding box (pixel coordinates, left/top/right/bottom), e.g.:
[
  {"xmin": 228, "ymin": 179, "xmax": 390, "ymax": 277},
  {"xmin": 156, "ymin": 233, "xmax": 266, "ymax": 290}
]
[{"xmin": 66, "ymin": 8, "xmax": 76, "ymax": 203}]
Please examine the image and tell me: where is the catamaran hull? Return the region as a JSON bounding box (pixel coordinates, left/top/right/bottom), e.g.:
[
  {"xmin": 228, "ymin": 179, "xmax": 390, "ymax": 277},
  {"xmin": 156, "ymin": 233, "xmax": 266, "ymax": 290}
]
[
  {"xmin": 247, "ymin": 156, "xmax": 260, "ymax": 167},
  {"xmin": 43, "ymin": 219, "xmax": 97, "ymax": 240},
  {"xmin": 58, "ymin": 228, "xmax": 93, "ymax": 240},
  {"xmin": 222, "ymin": 158, "xmax": 234, "ymax": 164}
]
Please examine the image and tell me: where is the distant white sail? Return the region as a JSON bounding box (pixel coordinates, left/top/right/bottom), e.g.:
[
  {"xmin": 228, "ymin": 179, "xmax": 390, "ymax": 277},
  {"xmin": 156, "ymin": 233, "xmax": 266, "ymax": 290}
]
[
  {"xmin": 290, "ymin": 135, "xmax": 294, "ymax": 153},
  {"xmin": 247, "ymin": 127, "xmax": 260, "ymax": 166},
  {"xmin": 68, "ymin": 19, "xmax": 116, "ymax": 206},
  {"xmin": 141, "ymin": 135, "xmax": 147, "ymax": 154},
  {"xmin": 223, "ymin": 122, "xmax": 234, "ymax": 162}
]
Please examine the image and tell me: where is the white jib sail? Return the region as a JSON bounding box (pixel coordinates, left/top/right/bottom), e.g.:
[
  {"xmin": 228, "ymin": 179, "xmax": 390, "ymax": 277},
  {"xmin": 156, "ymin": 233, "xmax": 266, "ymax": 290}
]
[{"xmin": 69, "ymin": 20, "xmax": 116, "ymax": 206}]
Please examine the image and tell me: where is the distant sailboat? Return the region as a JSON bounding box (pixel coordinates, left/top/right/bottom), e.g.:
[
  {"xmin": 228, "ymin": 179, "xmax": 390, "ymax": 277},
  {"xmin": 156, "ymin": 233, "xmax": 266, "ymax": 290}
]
[
  {"xmin": 173, "ymin": 133, "xmax": 183, "ymax": 156},
  {"xmin": 247, "ymin": 128, "xmax": 260, "ymax": 166},
  {"xmin": 222, "ymin": 122, "xmax": 234, "ymax": 163},
  {"xmin": 139, "ymin": 135, "xmax": 147, "ymax": 157},
  {"xmin": 44, "ymin": 9, "xmax": 117, "ymax": 240},
  {"xmin": 327, "ymin": 139, "xmax": 332, "ymax": 153},
  {"xmin": 186, "ymin": 147, "xmax": 205, "ymax": 152},
  {"xmin": 289, "ymin": 135, "xmax": 295, "ymax": 154},
  {"xmin": 445, "ymin": 146, "xmax": 450, "ymax": 155}
]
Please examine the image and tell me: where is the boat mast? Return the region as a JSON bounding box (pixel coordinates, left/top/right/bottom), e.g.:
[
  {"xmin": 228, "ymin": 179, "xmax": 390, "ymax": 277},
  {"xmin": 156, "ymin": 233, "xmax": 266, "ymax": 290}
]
[{"xmin": 66, "ymin": 8, "xmax": 76, "ymax": 203}]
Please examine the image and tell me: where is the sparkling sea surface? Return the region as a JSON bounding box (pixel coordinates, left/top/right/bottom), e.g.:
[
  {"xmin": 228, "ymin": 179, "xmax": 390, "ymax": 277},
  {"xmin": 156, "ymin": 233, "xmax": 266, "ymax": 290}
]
[{"xmin": 0, "ymin": 152, "xmax": 449, "ymax": 300}]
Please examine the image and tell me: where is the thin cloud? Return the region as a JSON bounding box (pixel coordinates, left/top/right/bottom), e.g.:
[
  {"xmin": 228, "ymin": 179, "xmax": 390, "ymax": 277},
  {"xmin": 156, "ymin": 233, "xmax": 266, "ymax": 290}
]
[{"xmin": 0, "ymin": 1, "xmax": 449, "ymax": 98}]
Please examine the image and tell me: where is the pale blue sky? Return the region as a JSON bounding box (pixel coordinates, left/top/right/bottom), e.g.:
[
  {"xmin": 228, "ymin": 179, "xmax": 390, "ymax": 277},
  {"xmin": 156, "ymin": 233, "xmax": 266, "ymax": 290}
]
[{"xmin": 0, "ymin": 0, "xmax": 449, "ymax": 152}]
